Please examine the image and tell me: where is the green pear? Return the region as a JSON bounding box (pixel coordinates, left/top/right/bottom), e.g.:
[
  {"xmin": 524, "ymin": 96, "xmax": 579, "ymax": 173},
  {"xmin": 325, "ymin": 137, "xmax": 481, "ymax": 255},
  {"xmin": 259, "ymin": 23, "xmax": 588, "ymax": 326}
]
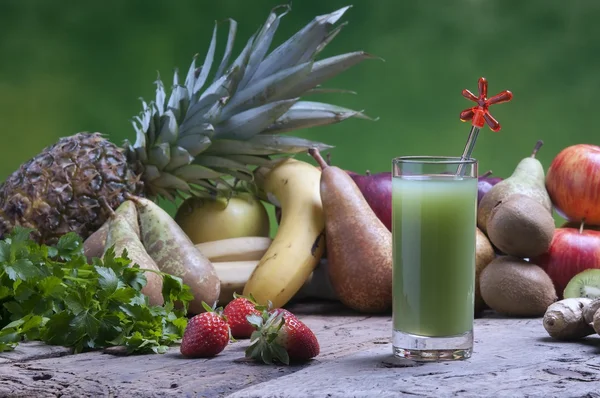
[{"xmin": 478, "ymin": 140, "xmax": 553, "ymax": 233}]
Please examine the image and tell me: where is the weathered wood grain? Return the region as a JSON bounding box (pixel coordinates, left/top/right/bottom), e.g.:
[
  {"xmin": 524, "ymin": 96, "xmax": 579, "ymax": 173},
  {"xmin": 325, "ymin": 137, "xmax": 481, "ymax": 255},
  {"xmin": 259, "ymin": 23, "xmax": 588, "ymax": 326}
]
[
  {"xmin": 0, "ymin": 341, "xmax": 72, "ymax": 365},
  {"xmin": 0, "ymin": 300, "xmax": 390, "ymax": 398},
  {"xmin": 229, "ymin": 313, "xmax": 600, "ymax": 398},
  {"xmin": 1, "ymin": 300, "xmax": 599, "ymax": 398}
]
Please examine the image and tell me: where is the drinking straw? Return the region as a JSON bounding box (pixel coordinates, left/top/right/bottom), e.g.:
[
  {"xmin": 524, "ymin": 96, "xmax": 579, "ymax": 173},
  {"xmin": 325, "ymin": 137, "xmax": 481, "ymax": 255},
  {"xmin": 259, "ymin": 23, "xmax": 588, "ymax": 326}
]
[{"xmin": 456, "ymin": 77, "xmax": 513, "ymax": 176}]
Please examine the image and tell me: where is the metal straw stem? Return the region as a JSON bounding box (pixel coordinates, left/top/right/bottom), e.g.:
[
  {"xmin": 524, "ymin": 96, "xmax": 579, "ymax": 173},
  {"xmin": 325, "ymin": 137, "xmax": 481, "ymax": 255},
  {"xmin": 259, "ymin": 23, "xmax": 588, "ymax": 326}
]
[{"xmin": 456, "ymin": 125, "xmax": 480, "ymax": 177}]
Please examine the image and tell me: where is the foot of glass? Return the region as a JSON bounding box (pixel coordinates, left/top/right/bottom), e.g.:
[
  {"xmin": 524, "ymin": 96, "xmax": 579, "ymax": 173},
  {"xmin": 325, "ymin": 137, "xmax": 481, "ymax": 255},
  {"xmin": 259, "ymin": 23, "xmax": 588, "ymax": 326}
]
[{"xmin": 392, "ymin": 329, "xmax": 473, "ymax": 361}]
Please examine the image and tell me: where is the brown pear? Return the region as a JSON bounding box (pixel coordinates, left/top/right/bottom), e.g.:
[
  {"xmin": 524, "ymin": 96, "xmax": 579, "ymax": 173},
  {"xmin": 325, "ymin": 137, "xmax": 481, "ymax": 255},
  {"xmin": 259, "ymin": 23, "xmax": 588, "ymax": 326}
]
[
  {"xmin": 84, "ymin": 221, "xmax": 109, "ymax": 263},
  {"xmin": 309, "ymin": 148, "xmax": 392, "ymax": 313},
  {"xmin": 83, "ymin": 201, "xmax": 141, "ymax": 263}
]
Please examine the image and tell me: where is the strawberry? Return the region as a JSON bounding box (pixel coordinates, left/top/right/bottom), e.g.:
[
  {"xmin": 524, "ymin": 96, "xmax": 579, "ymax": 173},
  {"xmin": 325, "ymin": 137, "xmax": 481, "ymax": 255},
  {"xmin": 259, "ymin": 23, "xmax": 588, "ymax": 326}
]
[
  {"xmin": 223, "ymin": 293, "xmax": 265, "ymax": 339},
  {"xmin": 245, "ymin": 307, "xmax": 320, "ymax": 365},
  {"xmin": 180, "ymin": 302, "xmax": 231, "ymax": 358}
]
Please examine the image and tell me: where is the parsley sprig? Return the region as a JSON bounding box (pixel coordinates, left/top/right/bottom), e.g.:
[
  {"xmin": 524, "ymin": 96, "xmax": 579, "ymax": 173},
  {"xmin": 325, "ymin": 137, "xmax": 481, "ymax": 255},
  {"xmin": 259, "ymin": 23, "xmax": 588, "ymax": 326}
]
[{"xmin": 0, "ymin": 227, "xmax": 193, "ymax": 354}]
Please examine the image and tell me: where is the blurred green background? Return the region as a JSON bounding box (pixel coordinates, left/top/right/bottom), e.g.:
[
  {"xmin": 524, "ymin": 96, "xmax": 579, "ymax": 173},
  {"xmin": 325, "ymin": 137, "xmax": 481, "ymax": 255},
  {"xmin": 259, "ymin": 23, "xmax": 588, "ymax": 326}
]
[{"xmin": 1, "ymin": 0, "xmax": 599, "ymax": 225}]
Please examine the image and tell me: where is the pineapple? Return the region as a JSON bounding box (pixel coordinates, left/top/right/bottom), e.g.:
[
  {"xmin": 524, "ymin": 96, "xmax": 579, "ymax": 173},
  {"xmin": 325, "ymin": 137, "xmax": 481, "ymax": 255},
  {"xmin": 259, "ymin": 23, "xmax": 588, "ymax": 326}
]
[{"xmin": 0, "ymin": 5, "xmax": 375, "ymax": 245}]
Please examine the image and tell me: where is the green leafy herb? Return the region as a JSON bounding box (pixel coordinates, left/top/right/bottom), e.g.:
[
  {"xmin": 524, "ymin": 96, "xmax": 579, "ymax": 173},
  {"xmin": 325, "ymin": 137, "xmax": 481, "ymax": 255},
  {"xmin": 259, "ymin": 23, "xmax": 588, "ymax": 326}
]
[{"xmin": 0, "ymin": 227, "xmax": 192, "ymax": 354}]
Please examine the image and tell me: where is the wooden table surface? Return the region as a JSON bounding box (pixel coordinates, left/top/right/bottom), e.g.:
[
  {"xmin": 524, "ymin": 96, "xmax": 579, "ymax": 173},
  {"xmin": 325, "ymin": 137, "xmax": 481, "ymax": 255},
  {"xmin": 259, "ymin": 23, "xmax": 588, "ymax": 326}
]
[{"xmin": 1, "ymin": 299, "xmax": 600, "ymax": 398}]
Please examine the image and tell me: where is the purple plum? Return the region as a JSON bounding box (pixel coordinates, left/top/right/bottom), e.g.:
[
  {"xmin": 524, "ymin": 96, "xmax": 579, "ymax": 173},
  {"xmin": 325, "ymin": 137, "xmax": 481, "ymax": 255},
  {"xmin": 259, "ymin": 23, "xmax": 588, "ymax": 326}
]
[{"xmin": 478, "ymin": 170, "xmax": 503, "ymax": 204}]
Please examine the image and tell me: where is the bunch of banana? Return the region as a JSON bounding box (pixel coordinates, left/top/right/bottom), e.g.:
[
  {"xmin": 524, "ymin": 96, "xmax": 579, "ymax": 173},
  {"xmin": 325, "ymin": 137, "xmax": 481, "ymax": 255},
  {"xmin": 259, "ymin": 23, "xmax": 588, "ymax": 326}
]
[
  {"xmin": 194, "ymin": 236, "xmax": 271, "ymax": 304},
  {"xmin": 195, "ymin": 237, "xmax": 273, "ymax": 262},
  {"xmin": 242, "ymin": 158, "xmax": 327, "ymax": 308},
  {"xmin": 196, "ymin": 236, "xmax": 337, "ymax": 305},
  {"xmin": 194, "ymin": 158, "xmax": 331, "ymax": 307}
]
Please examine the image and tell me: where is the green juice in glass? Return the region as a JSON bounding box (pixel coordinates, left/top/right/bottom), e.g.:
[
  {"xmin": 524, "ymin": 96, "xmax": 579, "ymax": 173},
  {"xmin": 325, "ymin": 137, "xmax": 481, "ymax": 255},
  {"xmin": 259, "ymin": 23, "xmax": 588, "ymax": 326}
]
[{"xmin": 392, "ymin": 175, "xmax": 477, "ymax": 337}]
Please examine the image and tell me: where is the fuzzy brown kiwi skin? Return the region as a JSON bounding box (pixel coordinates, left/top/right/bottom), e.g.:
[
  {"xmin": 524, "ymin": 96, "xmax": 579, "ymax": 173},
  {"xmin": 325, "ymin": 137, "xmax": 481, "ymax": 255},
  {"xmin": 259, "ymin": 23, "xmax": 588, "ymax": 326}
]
[
  {"xmin": 486, "ymin": 194, "xmax": 555, "ymax": 259},
  {"xmin": 475, "ymin": 228, "xmax": 496, "ymax": 315},
  {"xmin": 480, "ymin": 255, "xmax": 557, "ymax": 317}
]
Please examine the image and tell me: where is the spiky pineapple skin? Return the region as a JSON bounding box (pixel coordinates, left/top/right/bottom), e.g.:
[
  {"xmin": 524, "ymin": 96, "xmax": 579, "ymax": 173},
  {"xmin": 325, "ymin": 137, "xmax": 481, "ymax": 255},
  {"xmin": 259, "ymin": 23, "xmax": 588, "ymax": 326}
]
[{"xmin": 0, "ymin": 132, "xmax": 144, "ymax": 245}]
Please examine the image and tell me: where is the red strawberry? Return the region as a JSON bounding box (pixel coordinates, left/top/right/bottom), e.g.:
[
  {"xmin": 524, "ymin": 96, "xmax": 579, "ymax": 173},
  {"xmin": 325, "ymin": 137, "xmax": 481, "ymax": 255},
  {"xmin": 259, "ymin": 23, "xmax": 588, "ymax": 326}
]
[
  {"xmin": 223, "ymin": 294, "xmax": 265, "ymax": 339},
  {"xmin": 180, "ymin": 302, "xmax": 230, "ymax": 358},
  {"xmin": 245, "ymin": 308, "xmax": 320, "ymax": 365}
]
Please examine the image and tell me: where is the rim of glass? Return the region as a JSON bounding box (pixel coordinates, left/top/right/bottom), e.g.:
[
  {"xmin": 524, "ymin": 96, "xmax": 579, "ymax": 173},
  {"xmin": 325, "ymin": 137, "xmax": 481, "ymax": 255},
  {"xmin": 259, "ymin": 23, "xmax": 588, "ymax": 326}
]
[{"xmin": 392, "ymin": 156, "xmax": 477, "ymax": 165}]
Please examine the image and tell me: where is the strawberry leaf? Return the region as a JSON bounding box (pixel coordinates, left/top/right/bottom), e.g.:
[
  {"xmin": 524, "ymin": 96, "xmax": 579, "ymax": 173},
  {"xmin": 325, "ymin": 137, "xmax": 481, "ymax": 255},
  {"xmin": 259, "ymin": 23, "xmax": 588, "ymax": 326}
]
[
  {"xmin": 261, "ymin": 343, "xmax": 274, "ymax": 364},
  {"xmin": 271, "ymin": 342, "xmax": 290, "ymax": 365}
]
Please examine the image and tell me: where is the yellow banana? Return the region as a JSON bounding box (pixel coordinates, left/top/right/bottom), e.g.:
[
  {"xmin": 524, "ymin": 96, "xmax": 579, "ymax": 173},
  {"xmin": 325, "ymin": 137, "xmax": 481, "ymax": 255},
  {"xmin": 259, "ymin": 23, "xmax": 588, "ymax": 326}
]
[
  {"xmin": 213, "ymin": 258, "xmax": 337, "ymax": 306},
  {"xmin": 243, "ymin": 158, "xmax": 326, "ymax": 308},
  {"xmin": 195, "ymin": 236, "xmax": 273, "ymax": 262},
  {"xmin": 213, "ymin": 260, "xmax": 260, "ymax": 305}
]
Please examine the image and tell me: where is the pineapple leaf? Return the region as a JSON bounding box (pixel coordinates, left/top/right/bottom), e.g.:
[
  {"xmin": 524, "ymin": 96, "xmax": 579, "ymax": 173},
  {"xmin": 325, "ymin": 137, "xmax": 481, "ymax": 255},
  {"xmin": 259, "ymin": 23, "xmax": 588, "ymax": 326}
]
[
  {"xmin": 220, "ymin": 35, "xmax": 255, "ymax": 105},
  {"xmin": 147, "ymin": 143, "xmax": 171, "ymax": 170},
  {"xmin": 221, "ymin": 62, "xmax": 312, "ymax": 119},
  {"xmin": 224, "ymin": 154, "xmax": 281, "ymax": 167},
  {"xmin": 143, "ymin": 165, "xmax": 161, "ymax": 182},
  {"xmin": 134, "ymin": 146, "xmax": 148, "ymax": 164},
  {"xmin": 238, "ymin": 4, "xmax": 290, "ymax": 90},
  {"xmin": 194, "ymin": 22, "xmax": 218, "ymax": 94},
  {"xmin": 172, "ymin": 164, "xmax": 223, "ymax": 181},
  {"xmin": 306, "ymin": 87, "xmax": 357, "ymax": 95},
  {"xmin": 214, "ymin": 18, "xmax": 238, "ymax": 80},
  {"xmin": 264, "ymin": 101, "xmax": 374, "ymax": 134},
  {"xmin": 182, "ymin": 94, "xmax": 221, "ymax": 131},
  {"xmin": 189, "ymin": 180, "xmax": 220, "ymax": 195},
  {"xmin": 149, "ymin": 172, "xmax": 191, "ymax": 192},
  {"xmin": 194, "ymin": 155, "xmax": 248, "ymax": 171},
  {"xmin": 167, "ymin": 84, "xmax": 190, "ymax": 125},
  {"xmin": 213, "ymin": 169, "xmax": 254, "ymax": 182},
  {"xmin": 196, "ymin": 64, "xmax": 237, "ymax": 105},
  {"xmin": 314, "ymin": 21, "xmax": 347, "ymax": 56},
  {"xmin": 157, "ymin": 110, "xmax": 179, "ymax": 145},
  {"xmin": 250, "ymin": 6, "xmax": 351, "ymax": 83},
  {"xmin": 213, "ymin": 99, "xmax": 297, "ymax": 140},
  {"xmin": 179, "ymin": 122, "xmax": 214, "ymax": 139},
  {"xmin": 164, "ymin": 146, "xmax": 193, "ymax": 172},
  {"xmin": 176, "ymin": 133, "xmax": 212, "ymax": 157},
  {"xmin": 132, "ymin": 120, "xmax": 146, "ymax": 149},
  {"xmin": 194, "ymin": 156, "xmax": 254, "ymax": 181},
  {"xmin": 206, "ymin": 134, "xmax": 332, "ymax": 156},
  {"xmin": 184, "ymin": 54, "xmax": 198, "ymax": 98},
  {"xmin": 155, "ymin": 78, "xmax": 166, "ymax": 115},
  {"xmin": 283, "ymin": 52, "xmax": 379, "ymax": 99}
]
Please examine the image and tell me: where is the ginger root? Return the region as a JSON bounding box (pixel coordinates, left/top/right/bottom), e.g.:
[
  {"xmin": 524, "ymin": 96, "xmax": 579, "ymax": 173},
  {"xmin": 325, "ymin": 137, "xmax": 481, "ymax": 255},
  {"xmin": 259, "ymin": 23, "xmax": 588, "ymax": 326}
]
[
  {"xmin": 583, "ymin": 298, "xmax": 600, "ymax": 325},
  {"xmin": 593, "ymin": 308, "xmax": 600, "ymax": 335},
  {"xmin": 543, "ymin": 298, "xmax": 594, "ymax": 340}
]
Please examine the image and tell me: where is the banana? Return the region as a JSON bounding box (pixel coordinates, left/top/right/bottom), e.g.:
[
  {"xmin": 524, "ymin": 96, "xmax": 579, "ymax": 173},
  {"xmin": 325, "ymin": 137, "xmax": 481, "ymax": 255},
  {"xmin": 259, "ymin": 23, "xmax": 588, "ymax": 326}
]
[
  {"xmin": 195, "ymin": 236, "xmax": 273, "ymax": 262},
  {"xmin": 213, "ymin": 260, "xmax": 260, "ymax": 305},
  {"xmin": 214, "ymin": 259, "xmax": 338, "ymax": 306},
  {"xmin": 242, "ymin": 158, "xmax": 326, "ymax": 308}
]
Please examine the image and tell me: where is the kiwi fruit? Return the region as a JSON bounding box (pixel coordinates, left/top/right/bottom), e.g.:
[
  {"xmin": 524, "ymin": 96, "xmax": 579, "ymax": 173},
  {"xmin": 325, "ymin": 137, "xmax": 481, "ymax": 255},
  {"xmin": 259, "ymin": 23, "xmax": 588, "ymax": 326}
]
[
  {"xmin": 563, "ymin": 269, "xmax": 600, "ymax": 299},
  {"xmin": 486, "ymin": 194, "xmax": 555, "ymax": 259},
  {"xmin": 479, "ymin": 255, "xmax": 557, "ymax": 317},
  {"xmin": 475, "ymin": 227, "xmax": 496, "ymax": 315}
]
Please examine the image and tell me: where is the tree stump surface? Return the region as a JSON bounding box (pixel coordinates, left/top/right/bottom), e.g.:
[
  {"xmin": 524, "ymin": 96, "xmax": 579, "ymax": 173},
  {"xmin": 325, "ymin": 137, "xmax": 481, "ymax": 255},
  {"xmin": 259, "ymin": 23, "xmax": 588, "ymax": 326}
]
[{"xmin": 1, "ymin": 300, "xmax": 599, "ymax": 398}]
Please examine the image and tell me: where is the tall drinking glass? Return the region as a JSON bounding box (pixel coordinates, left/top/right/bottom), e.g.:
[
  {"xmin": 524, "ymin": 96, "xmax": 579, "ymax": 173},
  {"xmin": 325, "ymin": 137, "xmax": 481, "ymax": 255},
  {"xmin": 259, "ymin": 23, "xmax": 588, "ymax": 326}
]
[{"xmin": 391, "ymin": 156, "xmax": 478, "ymax": 361}]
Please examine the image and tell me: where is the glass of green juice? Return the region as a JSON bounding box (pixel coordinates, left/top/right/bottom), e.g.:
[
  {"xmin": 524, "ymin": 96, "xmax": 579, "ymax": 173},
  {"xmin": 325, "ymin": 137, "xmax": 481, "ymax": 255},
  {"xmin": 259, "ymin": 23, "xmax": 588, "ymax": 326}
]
[{"xmin": 391, "ymin": 156, "xmax": 478, "ymax": 361}]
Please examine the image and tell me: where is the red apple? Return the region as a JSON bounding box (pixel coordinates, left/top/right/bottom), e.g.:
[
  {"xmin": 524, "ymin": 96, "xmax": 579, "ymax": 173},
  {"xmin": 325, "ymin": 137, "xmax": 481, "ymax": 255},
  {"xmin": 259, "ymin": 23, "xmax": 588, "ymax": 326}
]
[
  {"xmin": 546, "ymin": 144, "xmax": 600, "ymax": 225},
  {"xmin": 346, "ymin": 170, "xmax": 392, "ymax": 231},
  {"xmin": 533, "ymin": 227, "xmax": 600, "ymax": 299}
]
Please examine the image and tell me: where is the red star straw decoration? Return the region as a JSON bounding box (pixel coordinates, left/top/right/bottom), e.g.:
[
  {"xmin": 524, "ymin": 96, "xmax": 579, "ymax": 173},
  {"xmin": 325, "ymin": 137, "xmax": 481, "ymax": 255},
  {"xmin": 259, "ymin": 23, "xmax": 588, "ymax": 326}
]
[{"xmin": 460, "ymin": 77, "xmax": 513, "ymax": 132}]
